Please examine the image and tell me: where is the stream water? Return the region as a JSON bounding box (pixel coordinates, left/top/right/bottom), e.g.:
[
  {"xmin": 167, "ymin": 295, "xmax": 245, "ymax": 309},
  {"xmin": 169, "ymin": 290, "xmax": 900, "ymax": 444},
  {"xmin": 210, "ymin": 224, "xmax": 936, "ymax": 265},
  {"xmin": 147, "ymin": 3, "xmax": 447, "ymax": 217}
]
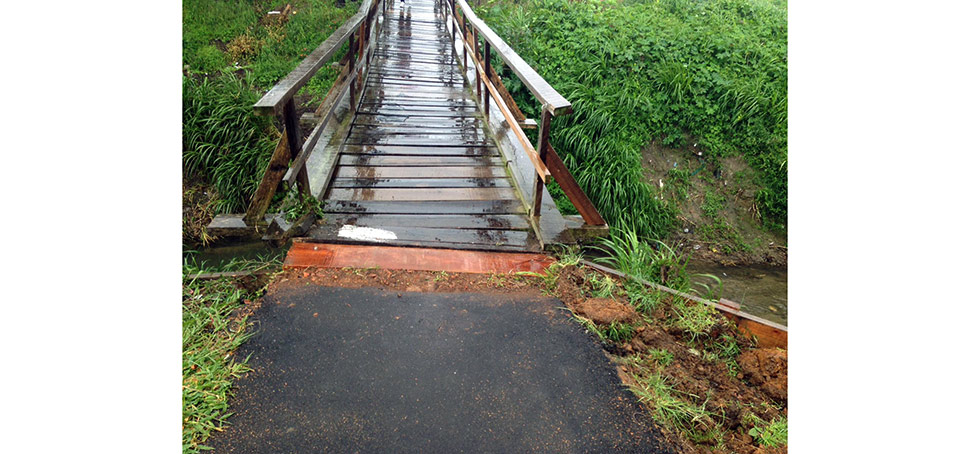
[
  {"xmin": 687, "ymin": 262, "xmax": 788, "ymax": 326},
  {"xmin": 183, "ymin": 240, "xmax": 289, "ymax": 270}
]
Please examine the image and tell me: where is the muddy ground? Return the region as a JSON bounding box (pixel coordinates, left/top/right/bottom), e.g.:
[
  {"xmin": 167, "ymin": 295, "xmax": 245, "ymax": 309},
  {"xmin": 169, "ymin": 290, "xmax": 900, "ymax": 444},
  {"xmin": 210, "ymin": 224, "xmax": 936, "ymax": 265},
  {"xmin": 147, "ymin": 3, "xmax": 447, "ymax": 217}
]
[
  {"xmin": 254, "ymin": 264, "xmax": 788, "ymax": 453},
  {"xmin": 642, "ymin": 141, "xmax": 787, "ymax": 267}
]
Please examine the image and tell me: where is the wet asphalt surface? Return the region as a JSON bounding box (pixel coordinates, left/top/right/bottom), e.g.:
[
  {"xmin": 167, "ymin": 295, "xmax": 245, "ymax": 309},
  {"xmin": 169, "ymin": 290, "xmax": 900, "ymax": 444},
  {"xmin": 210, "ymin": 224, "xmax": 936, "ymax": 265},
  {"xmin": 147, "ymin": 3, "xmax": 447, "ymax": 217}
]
[{"xmin": 207, "ymin": 285, "xmax": 672, "ymax": 453}]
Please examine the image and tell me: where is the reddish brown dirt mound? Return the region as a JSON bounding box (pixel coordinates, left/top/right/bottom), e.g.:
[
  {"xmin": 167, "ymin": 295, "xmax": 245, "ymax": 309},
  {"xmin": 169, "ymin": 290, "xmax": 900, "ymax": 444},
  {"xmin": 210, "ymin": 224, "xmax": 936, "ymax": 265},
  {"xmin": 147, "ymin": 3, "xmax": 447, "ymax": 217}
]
[
  {"xmin": 574, "ymin": 298, "xmax": 638, "ymax": 325},
  {"xmin": 739, "ymin": 349, "xmax": 788, "ymax": 402}
]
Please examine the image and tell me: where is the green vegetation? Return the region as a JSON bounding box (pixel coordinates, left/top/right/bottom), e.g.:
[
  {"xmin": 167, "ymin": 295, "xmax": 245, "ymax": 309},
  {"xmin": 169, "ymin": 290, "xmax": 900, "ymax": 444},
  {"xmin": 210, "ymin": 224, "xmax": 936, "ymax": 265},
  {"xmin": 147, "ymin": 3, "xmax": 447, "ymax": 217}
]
[
  {"xmin": 182, "ymin": 254, "xmax": 282, "ymax": 453},
  {"xmin": 746, "ymin": 414, "xmax": 788, "ymax": 447},
  {"xmin": 182, "ymin": 277, "xmax": 253, "ymax": 453},
  {"xmin": 593, "ymin": 227, "xmax": 691, "ymax": 291},
  {"xmin": 479, "ymin": 0, "xmax": 788, "ymax": 237},
  {"xmin": 183, "ymin": 75, "xmax": 276, "ymax": 213},
  {"xmin": 183, "ymin": 0, "xmax": 357, "ymax": 242},
  {"xmin": 626, "ymin": 360, "xmax": 721, "ymax": 444}
]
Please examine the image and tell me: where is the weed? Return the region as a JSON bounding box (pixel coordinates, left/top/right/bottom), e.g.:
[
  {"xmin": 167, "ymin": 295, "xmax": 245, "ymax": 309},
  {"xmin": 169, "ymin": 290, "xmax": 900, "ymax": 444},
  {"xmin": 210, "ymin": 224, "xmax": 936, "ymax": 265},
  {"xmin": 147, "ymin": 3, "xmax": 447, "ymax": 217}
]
[
  {"xmin": 603, "ymin": 322, "xmax": 636, "ymax": 343},
  {"xmin": 713, "ymin": 334, "xmax": 742, "ymax": 375},
  {"xmin": 588, "ymin": 272, "xmax": 617, "ymax": 298},
  {"xmin": 672, "ymin": 300, "xmax": 718, "ymax": 342},
  {"xmin": 624, "ymin": 281, "xmax": 657, "ymax": 314},
  {"xmin": 574, "ymin": 314, "xmax": 606, "ymax": 341},
  {"xmin": 701, "ymin": 190, "xmax": 725, "ymax": 218},
  {"xmin": 279, "ymin": 191, "xmax": 326, "ymax": 223},
  {"xmin": 520, "ymin": 248, "xmax": 581, "ymax": 292},
  {"xmin": 648, "ymin": 348, "xmax": 674, "ymax": 367},
  {"xmin": 628, "ymin": 372, "xmax": 722, "ymax": 445},
  {"xmin": 748, "ymin": 416, "xmax": 788, "ymax": 447},
  {"xmin": 691, "ymin": 273, "xmax": 723, "ymax": 301},
  {"xmin": 433, "ymin": 271, "xmax": 450, "ymax": 282}
]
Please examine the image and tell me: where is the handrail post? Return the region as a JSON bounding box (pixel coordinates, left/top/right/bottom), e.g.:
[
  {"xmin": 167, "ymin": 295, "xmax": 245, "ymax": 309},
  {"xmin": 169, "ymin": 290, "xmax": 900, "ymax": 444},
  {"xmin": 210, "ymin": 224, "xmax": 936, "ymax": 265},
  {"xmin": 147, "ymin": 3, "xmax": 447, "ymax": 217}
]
[
  {"xmin": 348, "ymin": 31, "xmax": 357, "ymax": 113},
  {"xmin": 533, "ymin": 107, "xmax": 552, "ymax": 217},
  {"xmin": 283, "ymin": 98, "xmax": 311, "ymax": 197},
  {"xmin": 484, "ymin": 42, "xmax": 491, "ymax": 118},
  {"xmin": 473, "ymin": 29, "xmax": 481, "ymax": 100}
]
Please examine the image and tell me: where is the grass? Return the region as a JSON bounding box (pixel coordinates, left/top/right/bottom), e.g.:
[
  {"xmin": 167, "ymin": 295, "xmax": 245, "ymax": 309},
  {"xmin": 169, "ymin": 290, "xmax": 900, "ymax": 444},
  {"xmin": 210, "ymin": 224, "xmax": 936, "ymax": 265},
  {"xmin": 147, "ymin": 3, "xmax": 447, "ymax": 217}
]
[
  {"xmin": 593, "ymin": 226, "xmax": 691, "ymax": 292},
  {"xmin": 182, "ymin": 275, "xmax": 254, "ymax": 453},
  {"xmin": 628, "ymin": 372, "xmax": 722, "ymax": 445},
  {"xmin": 182, "ymin": 253, "xmax": 282, "ymax": 453},
  {"xmin": 183, "ymin": 74, "xmax": 276, "ymax": 214},
  {"xmin": 478, "ymin": 0, "xmax": 788, "ymax": 236},
  {"xmin": 746, "ymin": 414, "xmax": 788, "ymax": 447}
]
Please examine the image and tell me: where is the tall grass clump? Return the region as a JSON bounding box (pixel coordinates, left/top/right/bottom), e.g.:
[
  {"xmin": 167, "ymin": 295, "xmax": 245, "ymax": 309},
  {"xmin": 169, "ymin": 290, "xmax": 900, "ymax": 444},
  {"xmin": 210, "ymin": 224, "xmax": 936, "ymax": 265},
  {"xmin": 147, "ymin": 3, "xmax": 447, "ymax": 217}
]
[
  {"xmin": 479, "ymin": 0, "xmax": 788, "ymax": 232},
  {"xmin": 183, "ymin": 75, "xmax": 276, "ymax": 213},
  {"xmin": 593, "ymin": 225, "xmax": 691, "ymax": 292}
]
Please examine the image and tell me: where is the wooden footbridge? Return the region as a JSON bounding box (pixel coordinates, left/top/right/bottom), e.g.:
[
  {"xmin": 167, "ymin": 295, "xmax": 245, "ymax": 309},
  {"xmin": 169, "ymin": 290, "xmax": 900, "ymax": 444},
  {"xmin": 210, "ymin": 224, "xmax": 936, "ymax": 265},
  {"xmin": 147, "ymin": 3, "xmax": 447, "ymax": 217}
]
[{"xmin": 210, "ymin": 0, "xmax": 607, "ymax": 253}]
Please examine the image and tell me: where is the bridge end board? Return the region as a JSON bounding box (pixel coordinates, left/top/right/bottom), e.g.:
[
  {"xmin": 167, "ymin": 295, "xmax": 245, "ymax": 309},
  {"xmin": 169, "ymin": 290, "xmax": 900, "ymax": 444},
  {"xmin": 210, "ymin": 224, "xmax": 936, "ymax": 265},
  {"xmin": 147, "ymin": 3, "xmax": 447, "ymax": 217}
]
[{"xmin": 283, "ymin": 242, "xmax": 555, "ymax": 274}]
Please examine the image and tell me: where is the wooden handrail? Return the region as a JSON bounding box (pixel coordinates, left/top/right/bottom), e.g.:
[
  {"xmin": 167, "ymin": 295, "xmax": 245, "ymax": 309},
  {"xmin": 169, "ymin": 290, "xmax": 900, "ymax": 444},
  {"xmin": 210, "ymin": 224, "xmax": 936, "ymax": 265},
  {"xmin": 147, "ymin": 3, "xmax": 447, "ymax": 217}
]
[
  {"xmin": 452, "ymin": 0, "xmax": 571, "ymax": 116},
  {"xmin": 448, "ymin": 0, "xmax": 604, "ymax": 226},
  {"xmin": 253, "ymin": 0, "xmax": 376, "ymax": 116},
  {"xmin": 244, "ymin": 0, "xmax": 385, "ymax": 227}
]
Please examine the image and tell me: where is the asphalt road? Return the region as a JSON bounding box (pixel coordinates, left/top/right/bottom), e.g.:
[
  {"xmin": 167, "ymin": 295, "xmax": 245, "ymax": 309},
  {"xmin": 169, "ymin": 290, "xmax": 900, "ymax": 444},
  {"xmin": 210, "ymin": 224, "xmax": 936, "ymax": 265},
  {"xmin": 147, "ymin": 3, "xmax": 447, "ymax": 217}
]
[{"xmin": 207, "ymin": 285, "xmax": 672, "ymax": 453}]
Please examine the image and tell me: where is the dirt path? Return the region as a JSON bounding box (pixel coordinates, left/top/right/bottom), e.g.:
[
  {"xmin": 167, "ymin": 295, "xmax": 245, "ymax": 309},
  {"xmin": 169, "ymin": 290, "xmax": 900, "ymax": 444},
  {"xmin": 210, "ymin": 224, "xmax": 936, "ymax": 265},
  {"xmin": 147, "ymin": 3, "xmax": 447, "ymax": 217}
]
[{"xmin": 207, "ymin": 283, "xmax": 673, "ymax": 453}]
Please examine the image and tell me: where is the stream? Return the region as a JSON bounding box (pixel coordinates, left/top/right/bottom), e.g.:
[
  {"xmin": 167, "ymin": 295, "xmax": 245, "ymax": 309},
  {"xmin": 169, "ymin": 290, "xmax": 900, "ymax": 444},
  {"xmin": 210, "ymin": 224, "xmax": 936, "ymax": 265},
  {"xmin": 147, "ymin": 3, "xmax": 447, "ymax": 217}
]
[
  {"xmin": 183, "ymin": 240, "xmax": 289, "ymax": 270},
  {"xmin": 687, "ymin": 262, "xmax": 788, "ymax": 326}
]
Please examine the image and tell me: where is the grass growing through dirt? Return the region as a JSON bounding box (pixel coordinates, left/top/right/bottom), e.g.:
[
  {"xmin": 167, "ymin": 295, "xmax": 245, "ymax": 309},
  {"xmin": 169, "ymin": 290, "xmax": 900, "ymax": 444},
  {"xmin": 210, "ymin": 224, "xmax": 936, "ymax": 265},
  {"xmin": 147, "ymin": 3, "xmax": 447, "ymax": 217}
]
[
  {"xmin": 182, "ymin": 256, "xmax": 281, "ymax": 453},
  {"xmin": 478, "ymin": 0, "xmax": 788, "ymax": 236}
]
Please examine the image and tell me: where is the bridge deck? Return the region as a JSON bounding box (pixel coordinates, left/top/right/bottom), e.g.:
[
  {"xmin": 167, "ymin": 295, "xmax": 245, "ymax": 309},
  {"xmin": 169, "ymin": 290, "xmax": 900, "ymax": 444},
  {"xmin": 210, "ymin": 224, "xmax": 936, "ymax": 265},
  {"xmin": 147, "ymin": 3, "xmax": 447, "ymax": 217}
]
[{"xmin": 307, "ymin": 0, "xmax": 544, "ymax": 251}]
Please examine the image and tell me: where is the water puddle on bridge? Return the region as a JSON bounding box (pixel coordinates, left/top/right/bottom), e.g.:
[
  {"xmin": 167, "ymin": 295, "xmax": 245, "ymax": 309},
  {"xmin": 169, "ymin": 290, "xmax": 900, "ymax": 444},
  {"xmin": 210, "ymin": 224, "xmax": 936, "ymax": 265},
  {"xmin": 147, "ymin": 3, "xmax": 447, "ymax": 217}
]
[{"xmin": 688, "ymin": 262, "xmax": 788, "ymax": 326}]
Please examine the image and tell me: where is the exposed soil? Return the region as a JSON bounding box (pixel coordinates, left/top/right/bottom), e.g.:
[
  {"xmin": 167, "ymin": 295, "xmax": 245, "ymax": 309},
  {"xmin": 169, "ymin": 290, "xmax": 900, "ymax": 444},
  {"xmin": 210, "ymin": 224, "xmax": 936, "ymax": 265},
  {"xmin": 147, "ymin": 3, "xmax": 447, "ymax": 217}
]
[
  {"xmin": 642, "ymin": 140, "xmax": 787, "ymax": 267},
  {"xmin": 574, "ymin": 297, "xmax": 638, "ymax": 325},
  {"xmin": 264, "ymin": 263, "xmax": 788, "ymax": 453}
]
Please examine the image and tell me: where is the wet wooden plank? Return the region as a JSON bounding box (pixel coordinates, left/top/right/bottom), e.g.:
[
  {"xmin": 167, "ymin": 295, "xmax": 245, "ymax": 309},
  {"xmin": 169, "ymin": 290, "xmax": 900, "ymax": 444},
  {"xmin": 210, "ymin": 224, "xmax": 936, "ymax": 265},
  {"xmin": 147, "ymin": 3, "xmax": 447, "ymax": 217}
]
[
  {"xmin": 327, "ymin": 187, "xmax": 517, "ymax": 201},
  {"xmin": 322, "ymin": 213, "xmax": 530, "ymax": 230},
  {"xmin": 323, "ymin": 200, "xmax": 527, "ymax": 215},
  {"xmin": 348, "ymin": 129, "xmax": 491, "ymax": 141},
  {"xmin": 350, "ymin": 123, "xmax": 483, "ymax": 134},
  {"xmin": 363, "ymin": 84, "xmax": 472, "ymax": 96},
  {"xmin": 331, "ymin": 177, "xmax": 511, "ymax": 188},
  {"xmin": 341, "ymin": 144, "xmax": 496, "ymax": 155},
  {"xmin": 374, "ymin": 61, "xmax": 463, "ymax": 73},
  {"xmin": 358, "ymin": 99, "xmax": 477, "ymax": 109},
  {"xmin": 338, "ymin": 155, "xmax": 503, "ymax": 167},
  {"xmin": 351, "ymin": 115, "xmax": 483, "ymax": 128},
  {"xmin": 357, "ymin": 103, "xmax": 479, "ymax": 113},
  {"xmin": 335, "ymin": 166, "xmax": 506, "ymax": 178},
  {"xmin": 306, "ymin": 223, "xmax": 531, "ymax": 248},
  {"xmin": 346, "ymin": 137, "xmax": 492, "ymax": 147}
]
